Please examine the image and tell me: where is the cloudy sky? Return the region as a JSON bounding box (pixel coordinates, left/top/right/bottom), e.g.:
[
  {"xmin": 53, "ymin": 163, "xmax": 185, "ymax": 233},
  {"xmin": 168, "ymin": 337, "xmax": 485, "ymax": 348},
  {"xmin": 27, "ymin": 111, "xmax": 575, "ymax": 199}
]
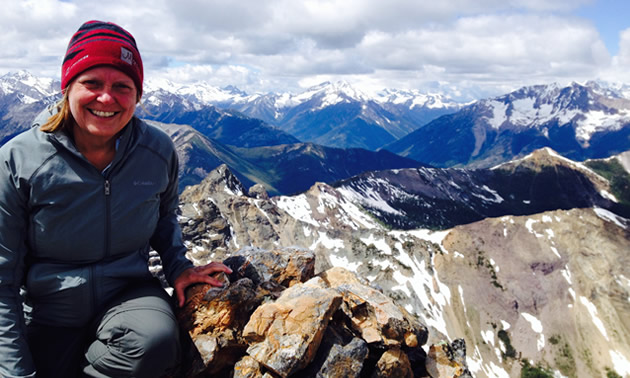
[{"xmin": 2, "ymin": 0, "xmax": 629, "ymax": 100}]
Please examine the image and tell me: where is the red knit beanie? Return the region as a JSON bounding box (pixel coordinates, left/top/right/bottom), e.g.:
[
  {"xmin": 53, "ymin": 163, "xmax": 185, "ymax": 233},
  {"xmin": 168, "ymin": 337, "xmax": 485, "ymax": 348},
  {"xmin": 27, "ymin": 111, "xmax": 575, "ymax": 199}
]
[{"xmin": 61, "ymin": 20, "xmax": 143, "ymax": 97}]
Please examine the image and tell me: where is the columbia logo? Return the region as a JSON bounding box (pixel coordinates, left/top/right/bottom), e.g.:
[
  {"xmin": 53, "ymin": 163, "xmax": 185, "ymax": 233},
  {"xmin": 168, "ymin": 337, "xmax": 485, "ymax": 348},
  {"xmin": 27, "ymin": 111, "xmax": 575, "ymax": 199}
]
[
  {"xmin": 133, "ymin": 180, "xmax": 154, "ymax": 186},
  {"xmin": 121, "ymin": 47, "xmax": 133, "ymax": 65}
]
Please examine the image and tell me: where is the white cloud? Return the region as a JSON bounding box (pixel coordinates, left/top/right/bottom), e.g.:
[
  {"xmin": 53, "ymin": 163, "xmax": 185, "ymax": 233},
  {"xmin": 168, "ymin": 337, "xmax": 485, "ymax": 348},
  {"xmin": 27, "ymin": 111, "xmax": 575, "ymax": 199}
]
[{"xmin": 0, "ymin": 0, "xmax": 622, "ymax": 100}]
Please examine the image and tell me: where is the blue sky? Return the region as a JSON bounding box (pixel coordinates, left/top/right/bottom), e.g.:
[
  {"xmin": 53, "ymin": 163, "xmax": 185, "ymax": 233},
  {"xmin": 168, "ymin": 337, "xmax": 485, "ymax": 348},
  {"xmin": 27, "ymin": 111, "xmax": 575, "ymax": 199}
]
[
  {"xmin": 1, "ymin": 0, "xmax": 628, "ymax": 100},
  {"xmin": 575, "ymin": 0, "xmax": 629, "ymax": 55}
]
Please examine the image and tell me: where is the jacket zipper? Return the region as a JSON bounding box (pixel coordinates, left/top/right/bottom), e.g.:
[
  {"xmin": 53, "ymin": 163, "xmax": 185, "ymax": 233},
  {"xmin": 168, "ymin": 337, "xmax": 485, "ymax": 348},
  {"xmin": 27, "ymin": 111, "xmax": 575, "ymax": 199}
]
[
  {"xmin": 104, "ymin": 179, "xmax": 111, "ymax": 258},
  {"xmin": 89, "ymin": 265, "xmax": 97, "ymax": 315}
]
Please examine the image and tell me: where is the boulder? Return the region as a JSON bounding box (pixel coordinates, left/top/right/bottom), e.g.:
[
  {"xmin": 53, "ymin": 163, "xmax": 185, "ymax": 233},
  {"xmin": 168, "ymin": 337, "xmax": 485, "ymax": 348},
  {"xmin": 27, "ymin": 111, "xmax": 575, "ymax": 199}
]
[
  {"xmin": 176, "ymin": 248, "xmax": 436, "ymax": 377},
  {"xmin": 425, "ymin": 339, "xmax": 472, "ymax": 378},
  {"xmin": 243, "ymin": 276, "xmax": 343, "ymax": 377},
  {"xmin": 319, "ymin": 267, "xmax": 428, "ymax": 348},
  {"xmin": 371, "ymin": 348, "xmax": 414, "ymax": 378}
]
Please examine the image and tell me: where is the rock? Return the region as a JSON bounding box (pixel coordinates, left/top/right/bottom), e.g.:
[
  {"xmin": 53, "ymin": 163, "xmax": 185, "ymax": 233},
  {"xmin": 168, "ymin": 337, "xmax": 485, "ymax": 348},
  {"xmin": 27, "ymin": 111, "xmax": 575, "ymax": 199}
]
[
  {"xmin": 425, "ymin": 339, "xmax": 472, "ymax": 378},
  {"xmin": 249, "ymin": 183, "xmax": 269, "ymax": 200},
  {"xmin": 224, "ymin": 247, "xmax": 315, "ymax": 288},
  {"xmin": 176, "ymin": 276, "xmax": 259, "ymax": 374},
  {"xmin": 371, "ymin": 348, "xmax": 414, "ymax": 378},
  {"xmin": 243, "ymin": 276, "xmax": 343, "ymax": 377},
  {"xmin": 298, "ymin": 323, "xmax": 369, "ymax": 378},
  {"xmin": 319, "ymin": 267, "xmax": 428, "ymax": 347},
  {"xmin": 233, "ymin": 356, "xmax": 265, "ymax": 378},
  {"xmin": 177, "ymin": 249, "xmax": 431, "ymax": 377}
]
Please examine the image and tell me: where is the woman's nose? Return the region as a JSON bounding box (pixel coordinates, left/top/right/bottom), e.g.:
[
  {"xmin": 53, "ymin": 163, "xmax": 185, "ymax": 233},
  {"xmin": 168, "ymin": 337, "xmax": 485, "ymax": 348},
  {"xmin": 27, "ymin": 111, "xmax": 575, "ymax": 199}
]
[{"xmin": 96, "ymin": 89, "xmax": 115, "ymax": 104}]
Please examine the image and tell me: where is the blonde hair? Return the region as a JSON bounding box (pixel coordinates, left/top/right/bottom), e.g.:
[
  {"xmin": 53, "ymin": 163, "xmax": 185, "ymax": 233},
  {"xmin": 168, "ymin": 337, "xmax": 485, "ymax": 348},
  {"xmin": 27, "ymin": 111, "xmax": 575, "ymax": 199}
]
[
  {"xmin": 40, "ymin": 91, "xmax": 71, "ymax": 133},
  {"xmin": 39, "ymin": 89, "xmax": 144, "ymax": 133}
]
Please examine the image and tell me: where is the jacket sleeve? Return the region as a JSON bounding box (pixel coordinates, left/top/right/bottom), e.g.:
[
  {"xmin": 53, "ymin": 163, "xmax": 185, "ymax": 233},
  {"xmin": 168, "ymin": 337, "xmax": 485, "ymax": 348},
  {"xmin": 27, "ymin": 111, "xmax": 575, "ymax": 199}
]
[
  {"xmin": 149, "ymin": 142, "xmax": 194, "ymax": 286},
  {"xmin": 0, "ymin": 149, "xmax": 36, "ymax": 377}
]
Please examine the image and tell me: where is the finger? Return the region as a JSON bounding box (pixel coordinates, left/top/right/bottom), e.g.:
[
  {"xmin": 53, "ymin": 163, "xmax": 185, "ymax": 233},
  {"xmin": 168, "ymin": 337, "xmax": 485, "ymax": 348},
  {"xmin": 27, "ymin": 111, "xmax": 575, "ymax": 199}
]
[
  {"xmin": 197, "ymin": 262, "xmax": 233, "ymax": 275},
  {"xmin": 199, "ymin": 275, "xmax": 224, "ymax": 287},
  {"xmin": 175, "ymin": 284, "xmax": 186, "ymax": 307}
]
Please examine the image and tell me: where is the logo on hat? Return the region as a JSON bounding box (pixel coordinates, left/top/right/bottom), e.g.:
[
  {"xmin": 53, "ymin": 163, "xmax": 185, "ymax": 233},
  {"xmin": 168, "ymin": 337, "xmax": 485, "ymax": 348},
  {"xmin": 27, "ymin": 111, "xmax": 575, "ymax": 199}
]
[{"xmin": 121, "ymin": 47, "xmax": 133, "ymax": 65}]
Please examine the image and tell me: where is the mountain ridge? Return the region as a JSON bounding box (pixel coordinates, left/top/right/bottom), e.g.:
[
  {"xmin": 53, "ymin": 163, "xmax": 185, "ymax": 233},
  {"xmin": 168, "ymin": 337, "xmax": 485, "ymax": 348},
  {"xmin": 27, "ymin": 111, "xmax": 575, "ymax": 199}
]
[
  {"xmin": 176, "ymin": 154, "xmax": 630, "ymax": 378},
  {"xmin": 384, "ymin": 81, "xmax": 630, "ymax": 168}
]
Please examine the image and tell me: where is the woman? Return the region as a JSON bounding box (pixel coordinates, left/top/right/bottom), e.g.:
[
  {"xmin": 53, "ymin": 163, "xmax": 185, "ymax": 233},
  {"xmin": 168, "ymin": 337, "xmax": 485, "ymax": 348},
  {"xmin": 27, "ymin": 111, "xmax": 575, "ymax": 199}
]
[{"xmin": 0, "ymin": 20, "xmax": 231, "ymax": 377}]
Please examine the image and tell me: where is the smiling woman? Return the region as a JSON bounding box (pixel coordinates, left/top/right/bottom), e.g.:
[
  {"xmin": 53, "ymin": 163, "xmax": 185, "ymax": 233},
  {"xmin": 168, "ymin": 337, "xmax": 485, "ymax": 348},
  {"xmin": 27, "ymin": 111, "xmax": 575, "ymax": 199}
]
[
  {"xmin": 0, "ymin": 20, "xmax": 231, "ymax": 378},
  {"xmin": 68, "ymin": 67, "xmax": 138, "ymax": 170}
]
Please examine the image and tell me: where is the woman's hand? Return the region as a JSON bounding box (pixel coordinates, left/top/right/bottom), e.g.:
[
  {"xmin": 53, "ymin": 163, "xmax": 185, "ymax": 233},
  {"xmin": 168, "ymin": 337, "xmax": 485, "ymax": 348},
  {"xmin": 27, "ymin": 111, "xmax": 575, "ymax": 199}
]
[{"xmin": 173, "ymin": 262, "xmax": 233, "ymax": 307}]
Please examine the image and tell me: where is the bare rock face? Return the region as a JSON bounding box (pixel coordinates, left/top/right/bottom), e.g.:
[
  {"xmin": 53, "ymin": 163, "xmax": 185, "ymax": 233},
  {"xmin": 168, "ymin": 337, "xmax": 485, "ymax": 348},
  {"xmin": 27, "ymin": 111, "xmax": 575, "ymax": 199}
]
[
  {"xmin": 224, "ymin": 247, "xmax": 315, "ymax": 288},
  {"xmin": 300, "ymin": 324, "xmax": 369, "ymax": 378},
  {"xmin": 372, "ymin": 348, "xmax": 414, "ymax": 378},
  {"xmin": 425, "ymin": 339, "xmax": 472, "ymax": 378},
  {"xmin": 243, "ymin": 277, "xmax": 343, "ymax": 377},
  {"xmin": 176, "ymin": 248, "xmax": 438, "ymax": 377},
  {"xmin": 320, "ymin": 267, "xmax": 428, "ymax": 349}
]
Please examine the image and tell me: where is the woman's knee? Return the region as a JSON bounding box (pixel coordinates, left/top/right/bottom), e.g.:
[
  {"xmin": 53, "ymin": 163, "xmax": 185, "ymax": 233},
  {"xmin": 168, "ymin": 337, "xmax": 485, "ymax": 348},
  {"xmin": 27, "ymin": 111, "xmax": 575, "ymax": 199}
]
[{"xmin": 85, "ymin": 287, "xmax": 181, "ymax": 377}]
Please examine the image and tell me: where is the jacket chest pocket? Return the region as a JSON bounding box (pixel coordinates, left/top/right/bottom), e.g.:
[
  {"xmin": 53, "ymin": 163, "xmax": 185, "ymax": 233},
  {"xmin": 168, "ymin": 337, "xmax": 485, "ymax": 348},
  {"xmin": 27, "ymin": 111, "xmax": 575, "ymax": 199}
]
[
  {"xmin": 30, "ymin": 185, "xmax": 107, "ymax": 262},
  {"xmin": 108, "ymin": 188, "xmax": 162, "ymax": 255}
]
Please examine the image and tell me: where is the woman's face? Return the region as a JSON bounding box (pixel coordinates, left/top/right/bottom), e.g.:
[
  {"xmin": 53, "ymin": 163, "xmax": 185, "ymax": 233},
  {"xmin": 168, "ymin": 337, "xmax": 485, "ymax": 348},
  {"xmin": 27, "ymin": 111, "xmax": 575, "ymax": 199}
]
[{"xmin": 68, "ymin": 66, "xmax": 138, "ymax": 144}]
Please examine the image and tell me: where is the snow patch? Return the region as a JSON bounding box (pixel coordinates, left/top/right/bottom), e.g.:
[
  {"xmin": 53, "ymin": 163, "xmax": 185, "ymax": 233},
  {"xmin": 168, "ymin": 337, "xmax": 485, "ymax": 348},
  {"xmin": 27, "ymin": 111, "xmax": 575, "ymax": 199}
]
[
  {"xmin": 550, "ymin": 246, "xmax": 561, "ymax": 259},
  {"xmin": 328, "ymin": 253, "xmax": 361, "ymax": 273},
  {"xmin": 561, "ymin": 266, "xmax": 573, "ymax": 285},
  {"xmin": 471, "ymin": 185, "xmax": 504, "ymax": 203},
  {"xmin": 525, "ymin": 219, "xmax": 545, "ymax": 238},
  {"xmin": 360, "ymin": 234, "xmax": 392, "ymax": 255},
  {"xmin": 521, "ymin": 312, "xmax": 545, "ymax": 351},
  {"xmin": 600, "ymin": 190, "xmax": 618, "ymax": 202},
  {"xmin": 521, "ymin": 312, "xmax": 543, "ymax": 333},
  {"xmin": 310, "ymin": 231, "xmax": 345, "ymax": 252},
  {"xmin": 594, "ymin": 207, "xmax": 627, "ymax": 229},
  {"xmin": 579, "ymin": 296, "xmax": 609, "ymax": 340},
  {"xmin": 609, "ymin": 350, "xmax": 630, "ymax": 377},
  {"xmin": 486, "ymin": 100, "xmax": 508, "ymax": 129},
  {"xmin": 481, "ymin": 329, "xmax": 495, "ymax": 346},
  {"xmin": 275, "ymin": 195, "xmax": 319, "ymax": 227},
  {"xmin": 389, "ymin": 235, "xmax": 451, "ymax": 338}
]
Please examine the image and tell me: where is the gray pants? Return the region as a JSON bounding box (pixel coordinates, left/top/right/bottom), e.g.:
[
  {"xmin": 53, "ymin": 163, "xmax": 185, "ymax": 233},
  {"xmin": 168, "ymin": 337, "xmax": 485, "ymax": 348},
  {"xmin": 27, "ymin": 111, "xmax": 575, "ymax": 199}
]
[{"xmin": 27, "ymin": 281, "xmax": 180, "ymax": 378}]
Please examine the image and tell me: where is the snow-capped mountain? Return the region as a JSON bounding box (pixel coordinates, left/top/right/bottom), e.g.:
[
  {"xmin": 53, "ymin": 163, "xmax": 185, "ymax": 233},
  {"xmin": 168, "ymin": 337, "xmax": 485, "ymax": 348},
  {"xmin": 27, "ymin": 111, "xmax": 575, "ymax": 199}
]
[
  {"xmin": 335, "ymin": 147, "xmax": 628, "ymax": 229},
  {"xmin": 0, "ymin": 70, "xmax": 58, "ymax": 103},
  {"xmin": 142, "ymin": 79, "xmax": 465, "ymax": 151},
  {"xmin": 385, "ymin": 81, "xmax": 630, "ymax": 168},
  {"xmin": 177, "ymin": 151, "xmax": 630, "ymax": 378},
  {"xmin": 138, "ymin": 89, "xmax": 299, "ymax": 149},
  {"xmin": 0, "ymin": 71, "xmax": 60, "ymax": 143}
]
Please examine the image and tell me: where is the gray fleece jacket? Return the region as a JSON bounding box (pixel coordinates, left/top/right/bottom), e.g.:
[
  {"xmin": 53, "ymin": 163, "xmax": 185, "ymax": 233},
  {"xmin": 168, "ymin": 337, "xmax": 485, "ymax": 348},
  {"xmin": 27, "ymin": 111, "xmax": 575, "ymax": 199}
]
[{"xmin": 0, "ymin": 108, "xmax": 193, "ymax": 377}]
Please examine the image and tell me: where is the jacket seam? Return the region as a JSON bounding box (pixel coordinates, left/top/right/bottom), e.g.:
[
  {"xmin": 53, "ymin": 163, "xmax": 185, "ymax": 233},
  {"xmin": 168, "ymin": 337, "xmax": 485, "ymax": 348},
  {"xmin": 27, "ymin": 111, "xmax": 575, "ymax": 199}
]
[
  {"xmin": 26, "ymin": 151, "xmax": 59, "ymax": 186},
  {"xmin": 135, "ymin": 143, "xmax": 169, "ymax": 168}
]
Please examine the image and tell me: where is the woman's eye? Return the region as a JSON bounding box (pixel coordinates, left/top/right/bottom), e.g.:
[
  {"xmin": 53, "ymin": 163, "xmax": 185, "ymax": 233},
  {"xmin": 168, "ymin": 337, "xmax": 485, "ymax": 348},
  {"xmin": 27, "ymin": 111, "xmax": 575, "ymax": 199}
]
[
  {"xmin": 82, "ymin": 80, "xmax": 100, "ymax": 88},
  {"xmin": 114, "ymin": 83, "xmax": 134, "ymax": 93}
]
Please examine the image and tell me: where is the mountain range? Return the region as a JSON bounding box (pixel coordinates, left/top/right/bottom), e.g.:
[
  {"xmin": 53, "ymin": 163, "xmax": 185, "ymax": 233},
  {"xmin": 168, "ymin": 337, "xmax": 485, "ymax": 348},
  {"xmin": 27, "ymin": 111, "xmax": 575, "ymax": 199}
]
[
  {"xmin": 150, "ymin": 119, "xmax": 424, "ymax": 194},
  {"xmin": 335, "ymin": 147, "xmax": 629, "ymax": 230},
  {"xmin": 2, "ymin": 70, "xmax": 630, "ymax": 377},
  {"xmin": 384, "ymin": 82, "xmax": 630, "ymax": 168},
  {"xmin": 176, "ymin": 148, "xmax": 630, "ymax": 378},
  {"xmin": 4, "ymin": 70, "xmax": 630, "ymax": 197},
  {"xmin": 143, "ymin": 78, "xmax": 463, "ymax": 150}
]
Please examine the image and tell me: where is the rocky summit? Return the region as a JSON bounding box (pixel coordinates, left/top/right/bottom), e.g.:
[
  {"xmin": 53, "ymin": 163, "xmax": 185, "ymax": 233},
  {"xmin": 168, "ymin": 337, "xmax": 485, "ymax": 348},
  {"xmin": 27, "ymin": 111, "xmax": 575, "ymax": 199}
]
[
  {"xmin": 175, "ymin": 248, "xmax": 469, "ymax": 377},
  {"xmin": 171, "ymin": 160, "xmax": 630, "ymax": 377}
]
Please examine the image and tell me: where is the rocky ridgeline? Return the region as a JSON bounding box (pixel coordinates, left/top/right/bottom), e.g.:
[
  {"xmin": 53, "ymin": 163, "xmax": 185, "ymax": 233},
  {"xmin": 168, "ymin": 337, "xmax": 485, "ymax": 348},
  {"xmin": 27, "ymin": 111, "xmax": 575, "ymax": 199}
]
[
  {"xmin": 175, "ymin": 247, "xmax": 470, "ymax": 377},
  {"xmin": 173, "ymin": 163, "xmax": 630, "ymax": 377}
]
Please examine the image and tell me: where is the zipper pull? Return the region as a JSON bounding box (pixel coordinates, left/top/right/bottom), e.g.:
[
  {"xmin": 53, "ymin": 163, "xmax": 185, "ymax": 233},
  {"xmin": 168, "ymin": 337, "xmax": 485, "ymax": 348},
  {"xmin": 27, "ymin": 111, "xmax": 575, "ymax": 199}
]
[{"xmin": 104, "ymin": 180, "xmax": 111, "ymax": 196}]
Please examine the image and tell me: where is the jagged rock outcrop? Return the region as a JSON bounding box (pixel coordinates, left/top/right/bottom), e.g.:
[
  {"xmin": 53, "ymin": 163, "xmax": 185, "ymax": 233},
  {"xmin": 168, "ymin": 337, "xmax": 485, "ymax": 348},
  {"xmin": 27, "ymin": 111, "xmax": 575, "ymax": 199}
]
[
  {"xmin": 175, "ymin": 162, "xmax": 630, "ymax": 377},
  {"xmin": 425, "ymin": 340, "xmax": 472, "ymax": 378},
  {"xmin": 176, "ymin": 248, "xmax": 466, "ymax": 377}
]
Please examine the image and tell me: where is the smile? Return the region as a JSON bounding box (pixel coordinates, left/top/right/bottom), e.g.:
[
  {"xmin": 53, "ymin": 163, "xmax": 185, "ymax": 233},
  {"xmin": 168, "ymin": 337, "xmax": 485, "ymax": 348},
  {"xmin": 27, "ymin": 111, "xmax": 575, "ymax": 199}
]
[{"xmin": 90, "ymin": 109, "xmax": 117, "ymax": 117}]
